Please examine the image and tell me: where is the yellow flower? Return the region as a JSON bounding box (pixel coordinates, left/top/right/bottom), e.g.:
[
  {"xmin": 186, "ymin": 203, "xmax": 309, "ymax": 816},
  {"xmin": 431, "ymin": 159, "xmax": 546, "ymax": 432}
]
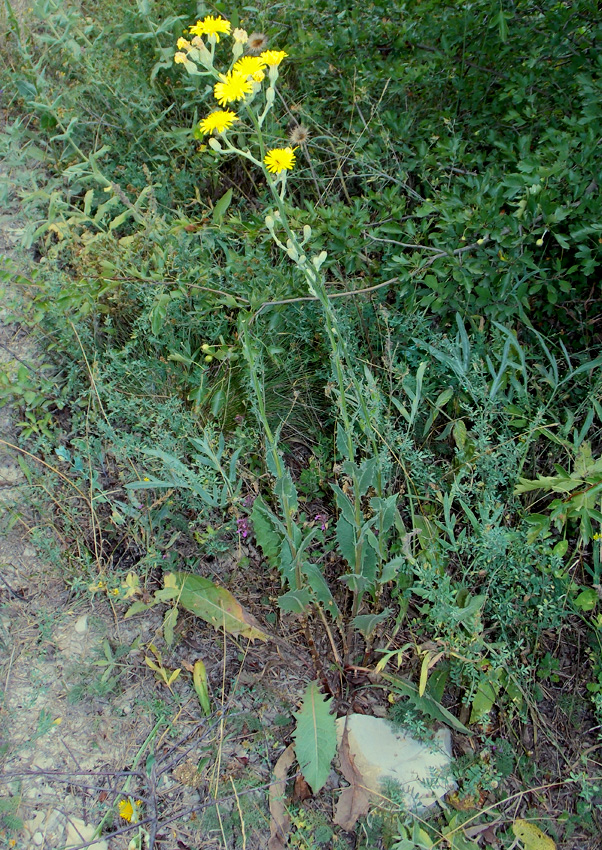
[
  {"xmin": 198, "ymin": 110, "xmax": 239, "ymax": 135},
  {"xmin": 177, "ymin": 37, "xmax": 191, "ymax": 50},
  {"xmin": 189, "ymin": 15, "xmax": 231, "ymax": 42},
  {"xmin": 118, "ymin": 800, "xmax": 134, "ymax": 821},
  {"xmin": 174, "ymin": 52, "xmax": 188, "ymax": 64},
  {"xmin": 214, "ymin": 71, "xmax": 253, "ymax": 106},
  {"xmin": 264, "ymin": 147, "xmax": 296, "ymax": 174},
  {"xmin": 233, "ymin": 55, "xmax": 266, "ymax": 77},
  {"xmin": 260, "ymin": 49, "xmax": 288, "ymax": 66},
  {"xmin": 252, "ymin": 70, "xmax": 265, "ymax": 83},
  {"xmin": 232, "ymin": 28, "xmax": 248, "ymax": 44}
]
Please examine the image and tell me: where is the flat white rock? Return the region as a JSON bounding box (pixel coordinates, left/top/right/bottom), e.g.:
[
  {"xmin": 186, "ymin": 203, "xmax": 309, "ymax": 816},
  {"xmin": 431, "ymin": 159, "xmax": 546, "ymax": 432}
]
[
  {"xmin": 336, "ymin": 714, "xmax": 455, "ymax": 813},
  {"xmin": 64, "ymin": 818, "xmax": 108, "ymax": 850}
]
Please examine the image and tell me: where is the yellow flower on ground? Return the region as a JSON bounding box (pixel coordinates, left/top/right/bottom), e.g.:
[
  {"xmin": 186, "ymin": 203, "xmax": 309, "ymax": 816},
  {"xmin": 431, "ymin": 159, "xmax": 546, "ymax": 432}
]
[
  {"xmin": 232, "ymin": 27, "xmax": 248, "ymax": 44},
  {"xmin": 233, "ymin": 55, "xmax": 266, "ymax": 77},
  {"xmin": 264, "ymin": 147, "xmax": 296, "ymax": 174},
  {"xmin": 214, "ymin": 72, "xmax": 253, "ymax": 106},
  {"xmin": 252, "ymin": 70, "xmax": 265, "ymax": 83},
  {"xmin": 118, "ymin": 800, "xmax": 134, "ymax": 821},
  {"xmin": 174, "ymin": 52, "xmax": 188, "ymax": 64},
  {"xmin": 177, "ymin": 37, "xmax": 191, "ymax": 50},
  {"xmin": 189, "ymin": 15, "xmax": 231, "ymax": 42},
  {"xmin": 198, "ymin": 110, "xmax": 239, "ymax": 135},
  {"xmin": 260, "ymin": 49, "xmax": 288, "ymax": 66}
]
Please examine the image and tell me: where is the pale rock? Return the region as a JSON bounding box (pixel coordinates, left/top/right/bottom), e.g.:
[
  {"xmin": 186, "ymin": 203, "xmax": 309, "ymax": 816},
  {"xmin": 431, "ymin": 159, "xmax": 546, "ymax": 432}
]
[
  {"xmin": 64, "ymin": 817, "xmax": 108, "ymax": 850},
  {"xmin": 32, "ymin": 832, "xmax": 44, "ymax": 846},
  {"xmin": 22, "ymin": 546, "xmax": 37, "ymax": 558},
  {"xmin": 74, "ymin": 614, "xmax": 88, "ymax": 634},
  {"xmin": 24, "ymin": 812, "xmax": 45, "ymax": 836},
  {"xmin": 335, "ymin": 714, "xmax": 455, "ymax": 813}
]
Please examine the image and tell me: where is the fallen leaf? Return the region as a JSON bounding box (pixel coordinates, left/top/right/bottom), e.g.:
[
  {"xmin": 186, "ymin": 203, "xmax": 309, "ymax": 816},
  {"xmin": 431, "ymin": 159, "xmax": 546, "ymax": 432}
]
[
  {"xmin": 268, "ymin": 744, "xmax": 295, "ymax": 850},
  {"xmin": 464, "ymin": 821, "xmax": 501, "ymax": 840},
  {"xmin": 512, "ymin": 819, "xmax": 556, "ymax": 850},
  {"xmin": 167, "ymin": 572, "xmax": 269, "ymax": 642},
  {"xmin": 292, "ymin": 774, "xmax": 312, "ymax": 802},
  {"xmin": 333, "ymin": 721, "xmax": 372, "ymax": 831}
]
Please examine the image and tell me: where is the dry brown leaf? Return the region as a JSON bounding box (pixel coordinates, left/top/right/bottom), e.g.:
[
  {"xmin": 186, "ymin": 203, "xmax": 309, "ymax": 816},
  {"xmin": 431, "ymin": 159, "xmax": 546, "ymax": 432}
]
[
  {"xmin": 268, "ymin": 743, "xmax": 295, "ymax": 850},
  {"xmin": 333, "ymin": 721, "xmax": 372, "ymax": 831},
  {"xmin": 292, "ymin": 774, "xmax": 312, "ymax": 802}
]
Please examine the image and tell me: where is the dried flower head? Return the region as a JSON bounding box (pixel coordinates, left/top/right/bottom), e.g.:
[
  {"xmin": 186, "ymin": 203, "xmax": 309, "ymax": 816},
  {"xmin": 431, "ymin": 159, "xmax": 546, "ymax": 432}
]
[
  {"xmin": 289, "ymin": 123, "xmax": 310, "ymax": 145},
  {"xmin": 247, "ymin": 31, "xmax": 268, "ymax": 54},
  {"xmin": 232, "ymin": 27, "xmax": 248, "ymax": 44}
]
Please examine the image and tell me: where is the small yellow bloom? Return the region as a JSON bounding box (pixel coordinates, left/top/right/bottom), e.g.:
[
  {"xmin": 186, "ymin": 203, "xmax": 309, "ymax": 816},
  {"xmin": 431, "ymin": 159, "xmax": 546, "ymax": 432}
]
[
  {"xmin": 260, "ymin": 49, "xmax": 287, "ymax": 66},
  {"xmin": 189, "ymin": 15, "xmax": 231, "ymax": 42},
  {"xmin": 174, "ymin": 52, "xmax": 188, "ymax": 64},
  {"xmin": 118, "ymin": 799, "xmax": 134, "ymax": 821},
  {"xmin": 177, "ymin": 37, "xmax": 191, "ymax": 50},
  {"xmin": 252, "ymin": 70, "xmax": 265, "ymax": 83},
  {"xmin": 233, "ymin": 55, "xmax": 266, "ymax": 77},
  {"xmin": 198, "ymin": 110, "xmax": 239, "ymax": 135},
  {"xmin": 214, "ymin": 71, "xmax": 253, "ymax": 106},
  {"xmin": 264, "ymin": 147, "xmax": 296, "ymax": 174},
  {"xmin": 232, "ymin": 28, "xmax": 248, "ymax": 44}
]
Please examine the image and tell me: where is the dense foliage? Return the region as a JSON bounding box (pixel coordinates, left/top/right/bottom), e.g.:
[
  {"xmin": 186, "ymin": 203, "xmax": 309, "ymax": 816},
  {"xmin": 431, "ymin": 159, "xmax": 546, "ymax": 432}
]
[{"xmin": 1, "ymin": 0, "xmax": 601, "ymax": 845}]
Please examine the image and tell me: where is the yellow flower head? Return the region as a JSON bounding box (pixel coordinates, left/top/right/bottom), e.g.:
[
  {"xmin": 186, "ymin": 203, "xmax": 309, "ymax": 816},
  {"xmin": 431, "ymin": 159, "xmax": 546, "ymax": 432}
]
[
  {"xmin": 232, "ymin": 28, "xmax": 248, "ymax": 44},
  {"xmin": 174, "ymin": 52, "xmax": 188, "ymax": 64},
  {"xmin": 189, "ymin": 15, "xmax": 231, "ymax": 42},
  {"xmin": 252, "ymin": 70, "xmax": 265, "ymax": 83},
  {"xmin": 118, "ymin": 800, "xmax": 134, "ymax": 821},
  {"xmin": 177, "ymin": 37, "xmax": 191, "ymax": 51},
  {"xmin": 264, "ymin": 147, "xmax": 296, "ymax": 174},
  {"xmin": 260, "ymin": 49, "xmax": 288, "ymax": 66},
  {"xmin": 198, "ymin": 110, "xmax": 239, "ymax": 135},
  {"xmin": 233, "ymin": 55, "xmax": 267, "ymax": 77},
  {"xmin": 214, "ymin": 71, "xmax": 253, "ymax": 106}
]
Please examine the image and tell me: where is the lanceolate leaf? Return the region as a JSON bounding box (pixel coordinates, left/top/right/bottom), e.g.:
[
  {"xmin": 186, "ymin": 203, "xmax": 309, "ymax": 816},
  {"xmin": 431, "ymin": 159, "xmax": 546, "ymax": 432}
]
[
  {"xmin": 167, "ymin": 572, "xmax": 268, "ymax": 642},
  {"xmin": 293, "ymin": 682, "xmax": 337, "ymax": 794}
]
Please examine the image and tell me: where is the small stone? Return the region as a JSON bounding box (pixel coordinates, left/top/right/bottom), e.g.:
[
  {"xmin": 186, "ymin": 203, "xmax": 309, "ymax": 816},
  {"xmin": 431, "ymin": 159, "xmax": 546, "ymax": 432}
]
[
  {"xmin": 22, "ymin": 546, "xmax": 37, "ymax": 558},
  {"xmin": 64, "ymin": 818, "xmax": 108, "ymax": 850},
  {"xmin": 32, "ymin": 832, "xmax": 44, "ymax": 846},
  {"xmin": 74, "ymin": 614, "xmax": 88, "ymax": 634},
  {"xmin": 336, "ymin": 714, "xmax": 455, "ymax": 813}
]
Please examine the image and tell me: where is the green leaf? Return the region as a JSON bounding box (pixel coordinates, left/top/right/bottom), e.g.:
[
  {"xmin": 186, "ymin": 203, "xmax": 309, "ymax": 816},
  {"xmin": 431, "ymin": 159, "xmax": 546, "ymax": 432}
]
[
  {"xmin": 163, "ymin": 606, "xmax": 178, "ymax": 647},
  {"xmin": 574, "ymin": 587, "xmax": 598, "ymax": 612},
  {"xmin": 278, "ymin": 588, "xmax": 312, "ymax": 613},
  {"xmin": 251, "ymin": 496, "xmax": 281, "ymax": 567},
  {"xmin": 124, "ymin": 600, "xmax": 150, "ymax": 618},
  {"xmin": 167, "ymin": 572, "xmax": 268, "ymax": 641},
  {"xmin": 352, "ymin": 608, "xmax": 391, "ymax": 637},
  {"xmin": 381, "ymin": 672, "xmax": 472, "ymax": 735},
  {"xmin": 469, "ymin": 674, "xmax": 502, "ymax": 724},
  {"xmin": 336, "ymin": 515, "xmax": 356, "ymax": 566},
  {"xmin": 293, "ymin": 681, "xmax": 337, "ymax": 793},
  {"xmin": 193, "ymin": 659, "xmax": 211, "ymax": 716}
]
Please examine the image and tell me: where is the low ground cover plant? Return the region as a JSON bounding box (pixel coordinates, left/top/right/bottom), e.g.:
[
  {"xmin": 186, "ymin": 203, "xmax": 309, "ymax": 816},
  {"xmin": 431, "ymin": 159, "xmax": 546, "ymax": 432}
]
[{"xmin": 1, "ymin": 0, "xmax": 601, "ymax": 847}]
